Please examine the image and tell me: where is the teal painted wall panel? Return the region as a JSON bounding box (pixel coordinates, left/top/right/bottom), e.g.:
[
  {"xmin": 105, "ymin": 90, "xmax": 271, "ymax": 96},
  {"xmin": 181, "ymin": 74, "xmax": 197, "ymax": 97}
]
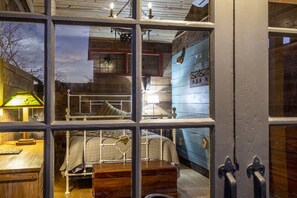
[
  {"xmin": 176, "ymin": 129, "xmax": 210, "ymax": 159},
  {"xmin": 172, "ymin": 39, "xmax": 209, "ymax": 72},
  {"xmin": 173, "ymin": 103, "xmax": 209, "ymax": 118},
  {"xmin": 176, "ymin": 147, "xmax": 209, "ymax": 169},
  {"xmin": 172, "ymin": 90, "xmax": 209, "ymax": 103},
  {"xmin": 172, "ymin": 38, "xmax": 210, "ymax": 170}
]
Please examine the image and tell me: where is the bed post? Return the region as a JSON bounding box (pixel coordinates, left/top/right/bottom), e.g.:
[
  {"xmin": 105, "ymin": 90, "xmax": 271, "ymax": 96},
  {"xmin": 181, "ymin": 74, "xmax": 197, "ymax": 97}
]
[
  {"xmin": 160, "ymin": 129, "xmax": 163, "ymax": 160},
  {"xmin": 65, "ymin": 130, "xmax": 70, "ymax": 194},
  {"xmin": 99, "ymin": 130, "xmax": 102, "ymax": 163},
  {"xmin": 79, "ymin": 95, "xmax": 82, "ymax": 114},
  {"xmin": 67, "ymin": 89, "xmax": 70, "ymax": 115},
  {"xmin": 172, "ymin": 107, "xmax": 177, "ymax": 145},
  {"xmin": 65, "ymin": 109, "xmax": 70, "ymax": 194},
  {"xmin": 83, "ymin": 116, "xmax": 87, "ymax": 174},
  {"xmin": 145, "ymin": 129, "xmax": 149, "ymax": 161}
]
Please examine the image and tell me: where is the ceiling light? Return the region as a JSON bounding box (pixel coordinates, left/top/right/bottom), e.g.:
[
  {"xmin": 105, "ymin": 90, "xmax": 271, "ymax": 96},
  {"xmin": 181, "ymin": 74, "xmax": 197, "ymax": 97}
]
[
  {"xmin": 148, "ymin": 2, "xmax": 153, "ymax": 19},
  {"xmin": 109, "ymin": 3, "xmax": 114, "ymax": 17}
]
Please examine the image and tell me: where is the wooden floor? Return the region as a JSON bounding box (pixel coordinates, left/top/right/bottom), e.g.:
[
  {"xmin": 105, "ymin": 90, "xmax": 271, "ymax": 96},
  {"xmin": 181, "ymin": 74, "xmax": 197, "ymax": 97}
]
[{"xmin": 54, "ymin": 164, "xmax": 210, "ymax": 198}]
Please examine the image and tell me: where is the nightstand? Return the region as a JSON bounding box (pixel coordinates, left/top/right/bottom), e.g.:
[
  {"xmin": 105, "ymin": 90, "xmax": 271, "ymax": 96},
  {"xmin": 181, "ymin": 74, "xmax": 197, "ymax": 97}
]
[{"xmin": 0, "ymin": 140, "xmax": 44, "ymax": 198}]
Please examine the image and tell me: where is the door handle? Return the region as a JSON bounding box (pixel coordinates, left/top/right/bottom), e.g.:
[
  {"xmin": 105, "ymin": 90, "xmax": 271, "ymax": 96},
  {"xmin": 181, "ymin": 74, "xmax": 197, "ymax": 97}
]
[
  {"xmin": 247, "ymin": 156, "xmax": 266, "ymax": 198},
  {"xmin": 219, "ymin": 156, "xmax": 237, "ymax": 198}
]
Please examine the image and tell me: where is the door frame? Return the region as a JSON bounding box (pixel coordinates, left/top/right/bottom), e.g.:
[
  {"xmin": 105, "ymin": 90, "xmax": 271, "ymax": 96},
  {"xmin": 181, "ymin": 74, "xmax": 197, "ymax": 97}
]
[{"xmin": 234, "ymin": 0, "xmax": 269, "ymax": 197}]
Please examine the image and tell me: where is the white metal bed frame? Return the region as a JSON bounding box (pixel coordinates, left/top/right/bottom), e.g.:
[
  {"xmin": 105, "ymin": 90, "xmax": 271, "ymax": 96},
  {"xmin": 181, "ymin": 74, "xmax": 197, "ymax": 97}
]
[{"xmin": 63, "ymin": 90, "xmax": 177, "ymax": 194}]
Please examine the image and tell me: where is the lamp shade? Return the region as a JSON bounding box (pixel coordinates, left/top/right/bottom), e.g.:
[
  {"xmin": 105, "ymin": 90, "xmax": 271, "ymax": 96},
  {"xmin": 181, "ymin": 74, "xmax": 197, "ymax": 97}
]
[
  {"xmin": 1, "ymin": 92, "xmax": 44, "ymax": 108},
  {"xmin": 147, "ymin": 94, "xmax": 159, "ymax": 104}
]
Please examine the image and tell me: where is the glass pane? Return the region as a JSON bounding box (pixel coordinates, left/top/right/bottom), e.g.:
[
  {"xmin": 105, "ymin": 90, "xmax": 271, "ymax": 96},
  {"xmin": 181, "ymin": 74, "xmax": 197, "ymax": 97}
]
[
  {"xmin": 142, "ymin": 0, "xmax": 210, "ymax": 22},
  {"xmin": 0, "ymin": 0, "xmax": 44, "ymax": 14},
  {"xmin": 141, "ymin": 127, "xmax": 210, "ymax": 197},
  {"xmin": 269, "ymin": 35, "xmax": 297, "ymax": 117},
  {"xmin": 142, "ymin": 29, "xmax": 210, "ymax": 119},
  {"xmin": 54, "ymin": 129, "xmax": 132, "ymax": 196},
  {"xmin": 269, "ymin": 2, "xmax": 297, "ymax": 28},
  {"xmin": 270, "ymin": 126, "xmax": 297, "ymax": 197},
  {"xmin": 0, "ymin": 22, "xmax": 45, "ymax": 123},
  {"xmin": 0, "ymin": 131, "xmax": 44, "ymax": 197},
  {"xmin": 55, "ymin": 24, "xmax": 132, "ymax": 121},
  {"xmin": 54, "ymin": 0, "xmax": 132, "ymax": 19}
]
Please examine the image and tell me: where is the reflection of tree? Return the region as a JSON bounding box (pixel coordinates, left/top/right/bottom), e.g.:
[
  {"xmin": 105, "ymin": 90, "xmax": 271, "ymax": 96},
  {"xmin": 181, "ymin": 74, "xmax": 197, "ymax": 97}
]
[
  {"xmin": 55, "ymin": 68, "xmax": 66, "ymax": 82},
  {"xmin": 0, "ymin": 22, "xmax": 66, "ymax": 83},
  {"xmin": 0, "ymin": 22, "xmax": 35, "ymax": 69}
]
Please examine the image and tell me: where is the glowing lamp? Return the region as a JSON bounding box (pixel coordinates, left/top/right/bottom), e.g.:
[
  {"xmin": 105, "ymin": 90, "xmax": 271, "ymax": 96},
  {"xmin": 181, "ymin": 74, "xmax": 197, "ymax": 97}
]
[
  {"xmin": 1, "ymin": 92, "xmax": 44, "ymax": 145},
  {"xmin": 147, "ymin": 94, "xmax": 159, "ymax": 118}
]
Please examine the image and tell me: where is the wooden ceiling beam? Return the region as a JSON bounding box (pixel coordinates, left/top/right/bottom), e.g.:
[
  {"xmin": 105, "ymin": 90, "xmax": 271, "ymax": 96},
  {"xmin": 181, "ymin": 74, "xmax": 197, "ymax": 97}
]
[
  {"xmin": 269, "ymin": 0, "xmax": 297, "ymax": 5},
  {"xmin": 25, "ymin": 0, "xmax": 34, "ymax": 12},
  {"xmin": 12, "ymin": 0, "xmax": 35, "ymax": 12},
  {"xmin": 14, "ymin": 0, "xmax": 26, "ymax": 12}
]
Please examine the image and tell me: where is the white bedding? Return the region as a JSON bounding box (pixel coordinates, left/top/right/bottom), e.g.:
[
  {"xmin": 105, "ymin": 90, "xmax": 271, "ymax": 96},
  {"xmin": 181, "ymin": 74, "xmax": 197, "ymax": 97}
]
[{"xmin": 59, "ymin": 130, "xmax": 179, "ymax": 175}]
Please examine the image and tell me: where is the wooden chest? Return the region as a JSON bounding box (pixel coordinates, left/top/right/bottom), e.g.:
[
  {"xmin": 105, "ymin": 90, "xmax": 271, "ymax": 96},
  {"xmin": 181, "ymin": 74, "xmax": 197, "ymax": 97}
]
[{"xmin": 92, "ymin": 160, "xmax": 177, "ymax": 198}]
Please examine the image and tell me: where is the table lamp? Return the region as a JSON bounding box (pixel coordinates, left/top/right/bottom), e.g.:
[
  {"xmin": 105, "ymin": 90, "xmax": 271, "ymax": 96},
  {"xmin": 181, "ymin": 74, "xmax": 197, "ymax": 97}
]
[
  {"xmin": 147, "ymin": 94, "xmax": 159, "ymax": 118},
  {"xmin": 1, "ymin": 92, "xmax": 44, "ymax": 145}
]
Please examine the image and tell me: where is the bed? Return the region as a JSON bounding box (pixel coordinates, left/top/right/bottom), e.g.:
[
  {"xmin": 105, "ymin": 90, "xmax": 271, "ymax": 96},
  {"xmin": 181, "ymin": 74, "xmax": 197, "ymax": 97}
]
[{"xmin": 59, "ymin": 90, "xmax": 179, "ymax": 194}]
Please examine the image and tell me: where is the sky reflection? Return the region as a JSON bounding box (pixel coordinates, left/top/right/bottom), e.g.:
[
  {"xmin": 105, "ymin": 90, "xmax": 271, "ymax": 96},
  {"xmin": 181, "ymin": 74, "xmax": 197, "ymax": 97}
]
[{"xmin": 55, "ymin": 25, "xmax": 93, "ymax": 83}]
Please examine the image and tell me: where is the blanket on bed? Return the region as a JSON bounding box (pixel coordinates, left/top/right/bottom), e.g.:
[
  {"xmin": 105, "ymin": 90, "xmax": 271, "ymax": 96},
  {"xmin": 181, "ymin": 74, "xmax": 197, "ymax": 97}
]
[{"xmin": 59, "ymin": 130, "xmax": 179, "ymax": 175}]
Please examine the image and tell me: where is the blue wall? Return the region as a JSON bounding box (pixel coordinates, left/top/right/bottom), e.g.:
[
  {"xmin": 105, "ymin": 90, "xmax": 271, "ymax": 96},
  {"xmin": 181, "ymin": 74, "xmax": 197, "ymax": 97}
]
[{"xmin": 172, "ymin": 38, "xmax": 210, "ymax": 171}]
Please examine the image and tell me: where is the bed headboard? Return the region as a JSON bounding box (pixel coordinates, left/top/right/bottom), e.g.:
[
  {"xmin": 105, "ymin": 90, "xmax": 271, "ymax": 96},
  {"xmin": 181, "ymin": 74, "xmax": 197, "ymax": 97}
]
[{"xmin": 66, "ymin": 89, "xmax": 132, "ymax": 117}]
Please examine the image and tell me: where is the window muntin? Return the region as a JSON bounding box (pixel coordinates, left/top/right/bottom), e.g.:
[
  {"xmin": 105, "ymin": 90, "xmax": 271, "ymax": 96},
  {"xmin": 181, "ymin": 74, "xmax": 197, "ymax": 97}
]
[{"xmin": 0, "ymin": 22, "xmax": 44, "ymax": 123}]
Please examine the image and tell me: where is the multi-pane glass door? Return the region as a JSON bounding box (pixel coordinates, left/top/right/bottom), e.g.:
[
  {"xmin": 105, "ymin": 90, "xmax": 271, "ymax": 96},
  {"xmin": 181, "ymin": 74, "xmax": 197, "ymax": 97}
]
[
  {"xmin": 0, "ymin": 0, "xmax": 236, "ymax": 197},
  {"xmin": 269, "ymin": 1, "xmax": 297, "ymax": 197}
]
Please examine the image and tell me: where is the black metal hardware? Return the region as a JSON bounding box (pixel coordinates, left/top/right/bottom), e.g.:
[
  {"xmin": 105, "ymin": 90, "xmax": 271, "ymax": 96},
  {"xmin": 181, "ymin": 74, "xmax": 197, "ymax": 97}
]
[
  {"xmin": 218, "ymin": 156, "xmax": 237, "ymax": 198},
  {"xmin": 247, "ymin": 156, "xmax": 266, "ymax": 198}
]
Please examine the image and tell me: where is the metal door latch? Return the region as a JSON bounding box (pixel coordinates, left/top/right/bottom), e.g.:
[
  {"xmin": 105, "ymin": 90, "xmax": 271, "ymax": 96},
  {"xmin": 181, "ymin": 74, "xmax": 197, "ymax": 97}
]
[
  {"xmin": 218, "ymin": 156, "xmax": 237, "ymax": 198},
  {"xmin": 247, "ymin": 156, "xmax": 266, "ymax": 198}
]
